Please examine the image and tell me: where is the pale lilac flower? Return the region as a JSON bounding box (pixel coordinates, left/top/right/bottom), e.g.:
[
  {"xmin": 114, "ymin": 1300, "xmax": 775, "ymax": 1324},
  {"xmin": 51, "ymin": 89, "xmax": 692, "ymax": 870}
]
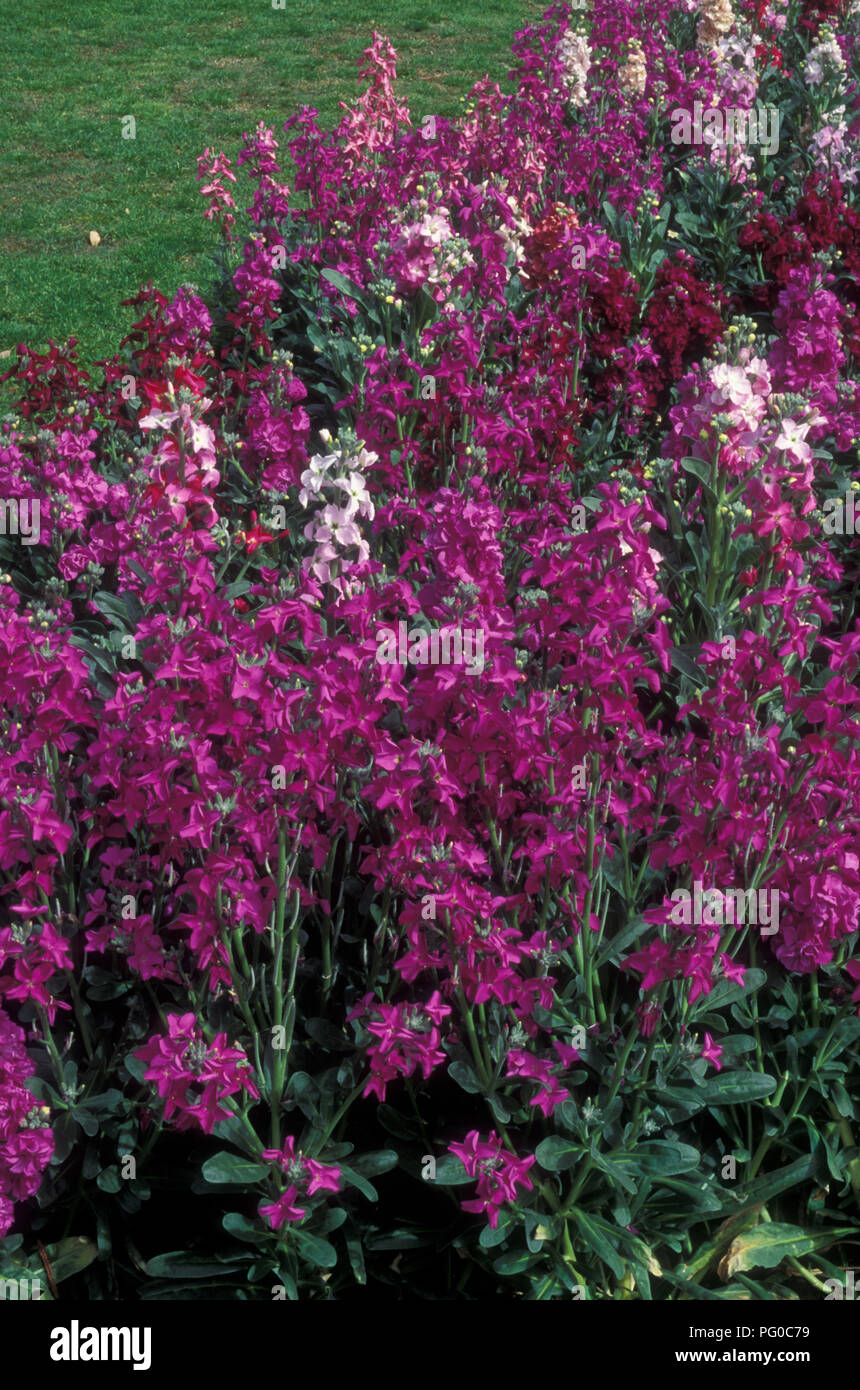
[
  {"xmin": 558, "ymin": 28, "xmax": 591, "ymax": 109},
  {"xmin": 335, "ymin": 470, "xmax": 374, "ymax": 519},
  {"xmin": 773, "ymin": 417, "xmax": 812, "ymax": 464}
]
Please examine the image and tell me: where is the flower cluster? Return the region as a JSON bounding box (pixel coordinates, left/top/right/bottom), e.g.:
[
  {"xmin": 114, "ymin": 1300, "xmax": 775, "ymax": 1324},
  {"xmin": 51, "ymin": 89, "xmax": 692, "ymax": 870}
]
[
  {"xmin": 447, "ymin": 1131, "xmax": 536, "ymax": 1228},
  {"xmin": 0, "ymin": 1009, "xmax": 54, "ymax": 1238},
  {"xmin": 259, "ymin": 1136, "xmax": 341, "ymax": 1230},
  {"xmin": 135, "ymin": 1014, "xmax": 259, "ymax": 1135},
  {"xmin": 350, "ymin": 991, "xmax": 451, "ymax": 1101},
  {"xmin": 299, "ymin": 431, "xmax": 376, "ymax": 586}
]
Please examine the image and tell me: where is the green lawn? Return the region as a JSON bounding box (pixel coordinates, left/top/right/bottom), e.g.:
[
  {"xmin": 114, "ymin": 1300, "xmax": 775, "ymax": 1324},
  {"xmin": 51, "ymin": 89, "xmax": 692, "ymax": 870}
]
[{"xmin": 0, "ymin": 0, "xmax": 545, "ymax": 376}]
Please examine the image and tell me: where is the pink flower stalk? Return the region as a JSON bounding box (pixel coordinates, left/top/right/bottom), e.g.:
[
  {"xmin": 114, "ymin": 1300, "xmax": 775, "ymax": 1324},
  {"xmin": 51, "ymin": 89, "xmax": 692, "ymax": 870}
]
[
  {"xmin": 196, "ymin": 148, "xmax": 237, "ymax": 237},
  {"xmin": 336, "ymin": 32, "xmax": 411, "ymax": 172}
]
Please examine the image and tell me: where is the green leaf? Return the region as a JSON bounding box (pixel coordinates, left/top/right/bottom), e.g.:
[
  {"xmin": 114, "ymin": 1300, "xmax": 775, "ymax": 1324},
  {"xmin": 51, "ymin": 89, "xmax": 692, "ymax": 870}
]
[
  {"xmin": 492, "ymin": 1248, "xmax": 540, "ymax": 1276},
  {"xmin": 96, "ymin": 1209, "xmax": 112, "ymax": 1263},
  {"xmin": 690, "ymin": 968, "xmax": 767, "ymax": 1016},
  {"xmin": 832, "ymin": 1082, "xmax": 855, "ymax": 1119},
  {"xmin": 223, "ymin": 579, "xmax": 252, "ymax": 601},
  {"xmin": 654, "ymin": 1177, "xmax": 725, "ymax": 1212},
  {"xmin": 320, "ymin": 269, "xmax": 371, "ymax": 312},
  {"xmin": 737, "ymin": 1155, "xmax": 814, "ymax": 1210},
  {"xmin": 211, "ymin": 1111, "xmax": 265, "ymax": 1158},
  {"xmin": 42, "ymin": 1237, "xmax": 98, "ymax": 1284},
  {"xmin": 523, "ymin": 1208, "xmax": 550, "ymax": 1253},
  {"xmin": 676, "ymin": 1206, "xmax": 762, "ymax": 1282},
  {"xmin": 432, "ymin": 1154, "xmax": 472, "ymax": 1186},
  {"xmin": 661, "ymin": 1270, "xmax": 728, "ymax": 1300},
  {"xmin": 143, "ymin": 1251, "xmax": 248, "ymax": 1279},
  {"xmin": 349, "ymin": 1149, "xmax": 399, "ymax": 1178},
  {"xmin": 597, "ymin": 915, "xmax": 650, "ymax": 967},
  {"xmin": 316, "ymin": 1207, "xmax": 348, "ymax": 1236},
  {"xmin": 569, "ymin": 1209, "xmax": 626, "ymax": 1280},
  {"xmin": 345, "ymin": 1231, "xmax": 366, "ymax": 1285},
  {"xmin": 636, "ymin": 1141, "xmax": 701, "ymax": 1176},
  {"xmin": 589, "ymin": 1148, "xmax": 639, "ymax": 1194},
  {"xmin": 201, "ymin": 1152, "xmax": 269, "ymax": 1185},
  {"xmin": 122, "ymin": 1051, "xmax": 148, "ymax": 1083},
  {"xmin": 323, "ymin": 1141, "xmax": 355, "ymax": 1161},
  {"xmin": 479, "ymin": 1209, "xmax": 515, "ymax": 1248},
  {"xmin": 71, "ymin": 1108, "xmax": 99, "ymax": 1137},
  {"xmin": 668, "ymin": 646, "xmax": 702, "ymax": 680},
  {"xmin": 222, "ymin": 1212, "xmax": 268, "ymax": 1247},
  {"xmin": 92, "ymin": 590, "xmax": 137, "ymax": 630},
  {"xmin": 126, "ymin": 559, "xmax": 154, "ymax": 587},
  {"xmin": 487, "ymin": 1092, "xmax": 512, "ymax": 1125},
  {"xmin": 293, "ymin": 1230, "xmax": 338, "ymax": 1269},
  {"xmin": 376, "ymin": 1104, "xmax": 421, "ymax": 1140},
  {"xmin": 96, "ymin": 1167, "xmax": 122, "ymax": 1194},
  {"xmin": 699, "ymin": 1071, "xmax": 778, "ymax": 1105},
  {"xmin": 272, "ymin": 1270, "xmax": 299, "ymax": 1300},
  {"xmin": 720, "ymin": 1223, "xmax": 857, "ymax": 1279},
  {"xmin": 656, "ymin": 1070, "xmax": 776, "ymax": 1115},
  {"xmin": 338, "ymin": 1164, "xmax": 378, "ymax": 1202},
  {"xmin": 286, "ymin": 1070, "xmax": 320, "ymax": 1120},
  {"xmin": 680, "ymin": 456, "xmax": 717, "ymax": 496},
  {"xmin": 448, "ymin": 1060, "xmax": 483, "ymax": 1093},
  {"xmin": 535, "ymin": 1135, "xmax": 582, "ymax": 1172},
  {"xmin": 137, "ymin": 1282, "xmax": 246, "ymax": 1300},
  {"xmin": 364, "ymin": 1228, "xmax": 434, "ymax": 1251},
  {"xmin": 82, "ymin": 966, "xmax": 132, "ymax": 1001},
  {"xmin": 80, "ymin": 1089, "xmax": 124, "ymax": 1113}
]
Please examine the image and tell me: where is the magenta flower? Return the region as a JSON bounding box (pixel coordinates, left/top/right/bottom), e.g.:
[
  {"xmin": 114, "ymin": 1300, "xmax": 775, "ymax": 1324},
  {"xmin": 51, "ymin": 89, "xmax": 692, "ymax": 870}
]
[
  {"xmin": 701, "ymin": 1033, "xmax": 724, "ymax": 1072},
  {"xmin": 261, "ymin": 1135, "xmax": 341, "ymax": 1196},
  {"xmin": 448, "ymin": 1131, "xmax": 535, "ymax": 1228},
  {"xmin": 259, "ymin": 1186, "xmax": 307, "ymax": 1231},
  {"xmin": 506, "ymin": 1047, "xmax": 569, "ymax": 1116},
  {"xmin": 351, "ymin": 990, "xmax": 451, "ymax": 1101},
  {"xmin": 135, "ymin": 1014, "xmax": 259, "ymax": 1135}
]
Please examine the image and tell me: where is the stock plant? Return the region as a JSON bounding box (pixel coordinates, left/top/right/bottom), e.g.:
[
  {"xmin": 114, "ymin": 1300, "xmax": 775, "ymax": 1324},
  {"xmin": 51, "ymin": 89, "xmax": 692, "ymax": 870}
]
[{"xmin": 1, "ymin": 0, "xmax": 860, "ymax": 1301}]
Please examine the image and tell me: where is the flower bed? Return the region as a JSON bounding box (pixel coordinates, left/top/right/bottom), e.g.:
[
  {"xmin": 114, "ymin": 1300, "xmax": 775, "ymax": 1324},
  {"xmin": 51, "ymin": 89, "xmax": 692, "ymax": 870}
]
[{"xmin": 1, "ymin": 0, "xmax": 860, "ymax": 1301}]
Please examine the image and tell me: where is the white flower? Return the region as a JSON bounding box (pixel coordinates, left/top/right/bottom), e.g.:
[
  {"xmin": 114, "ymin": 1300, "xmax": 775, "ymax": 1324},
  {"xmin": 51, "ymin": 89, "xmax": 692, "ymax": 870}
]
[
  {"xmin": 188, "ymin": 417, "xmax": 215, "ymax": 455},
  {"xmin": 710, "ymin": 363, "xmax": 754, "ymax": 406},
  {"xmin": 803, "ymin": 34, "xmax": 845, "ymax": 86},
  {"xmin": 416, "ymin": 212, "xmax": 453, "ymax": 246},
  {"xmin": 352, "ymin": 446, "xmax": 378, "ymax": 473},
  {"xmin": 315, "ymin": 503, "xmax": 362, "ymax": 549},
  {"xmin": 805, "ymin": 57, "xmax": 825, "ymax": 85},
  {"xmin": 334, "ymin": 469, "xmax": 374, "ymax": 520},
  {"xmin": 298, "ymin": 451, "xmax": 337, "ymax": 507},
  {"xmin": 774, "ymin": 417, "xmax": 812, "ymax": 462},
  {"xmin": 558, "ymin": 28, "xmax": 591, "ymax": 108}
]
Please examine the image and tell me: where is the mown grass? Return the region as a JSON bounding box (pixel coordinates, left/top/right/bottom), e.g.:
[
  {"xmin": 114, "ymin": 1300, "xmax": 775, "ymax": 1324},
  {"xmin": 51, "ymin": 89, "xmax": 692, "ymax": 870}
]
[{"xmin": 0, "ymin": 0, "xmax": 546, "ymax": 376}]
